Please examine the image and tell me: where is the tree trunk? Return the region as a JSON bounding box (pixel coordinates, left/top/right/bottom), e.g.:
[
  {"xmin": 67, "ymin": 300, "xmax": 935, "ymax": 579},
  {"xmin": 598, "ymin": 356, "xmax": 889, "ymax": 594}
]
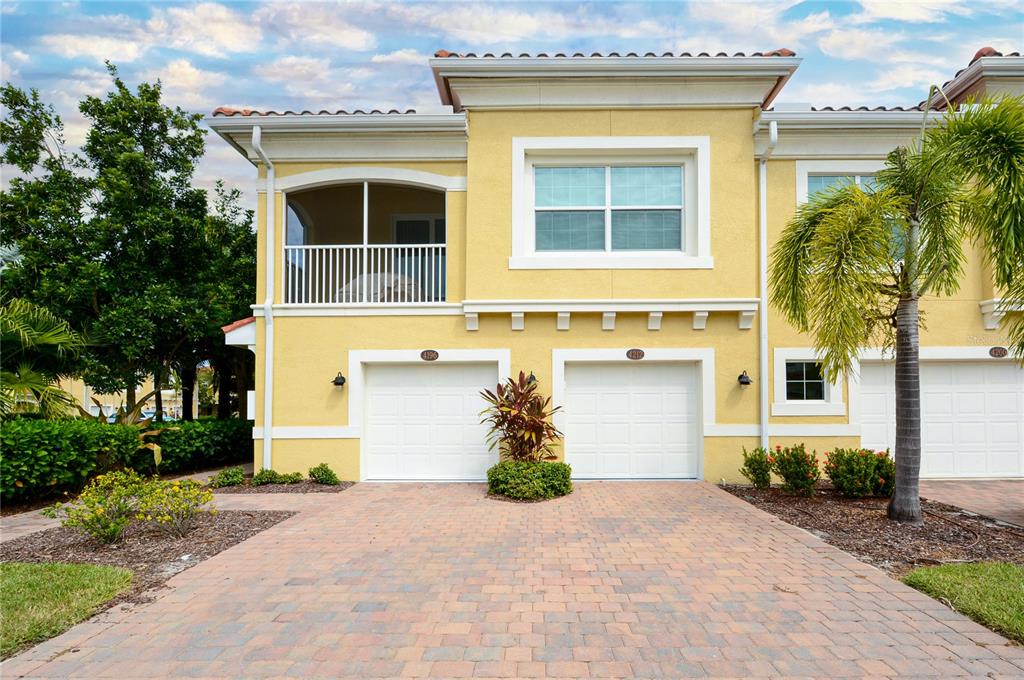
[
  {"xmin": 180, "ymin": 363, "xmax": 196, "ymax": 421},
  {"xmin": 125, "ymin": 383, "xmax": 136, "ymax": 412},
  {"xmin": 217, "ymin": 362, "xmax": 232, "ymax": 419},
  {"xmin": 887, "ymin": 295, "xmax": 924, "ymax": 523},
  {"xmin": 153, "ymin": 371, "xmax": 164, "ymax": 422}
]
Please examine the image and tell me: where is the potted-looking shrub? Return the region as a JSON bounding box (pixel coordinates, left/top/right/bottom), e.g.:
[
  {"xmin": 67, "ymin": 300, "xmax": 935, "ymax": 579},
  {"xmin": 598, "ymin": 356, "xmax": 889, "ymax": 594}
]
[{"xmin": 481, "ymin": 371, "xmax": 572, "ymax": 501}]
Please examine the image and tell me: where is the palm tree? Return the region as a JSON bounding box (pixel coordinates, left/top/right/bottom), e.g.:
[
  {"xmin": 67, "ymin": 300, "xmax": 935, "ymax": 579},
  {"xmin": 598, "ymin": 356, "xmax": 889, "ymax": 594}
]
[
  {"xmin": 0, "ymin": 296, "xmax": 85, "ymax": 419},
  {"xmin": 770, "ymin": 95, "xmax": 1024, "ymax": 524}
]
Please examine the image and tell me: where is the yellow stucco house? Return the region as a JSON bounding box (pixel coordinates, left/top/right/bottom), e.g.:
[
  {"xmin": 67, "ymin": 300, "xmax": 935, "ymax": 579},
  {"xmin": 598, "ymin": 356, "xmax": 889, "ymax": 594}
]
[{"xmin": 209, "ymin": 47, "xmax": 1023, "ymax": 483}]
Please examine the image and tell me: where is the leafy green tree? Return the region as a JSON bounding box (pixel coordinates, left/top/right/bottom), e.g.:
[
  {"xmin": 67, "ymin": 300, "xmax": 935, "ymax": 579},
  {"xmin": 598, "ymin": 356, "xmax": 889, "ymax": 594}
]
[
  {"xmin": 1, "ymin": 66, "xmax": 255, "ymax": 418},
  {"xmin": 0, "ymin": 296, "xmax": 84, "ymax": 418},
  {"xmin": 770, "ymin": 96, "xmax": 1024, "ymax": 524}
]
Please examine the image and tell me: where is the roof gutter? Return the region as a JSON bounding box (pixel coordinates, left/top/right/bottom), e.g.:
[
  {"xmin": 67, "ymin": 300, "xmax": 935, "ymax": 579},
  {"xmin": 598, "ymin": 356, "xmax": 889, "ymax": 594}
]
[
  {"xmin": 251, "ymin": 126, "xmax": 275, "ymax": 471},
  {"xmin": 757, "ymin": 120, "xmax": 778, "ymax": 450}
]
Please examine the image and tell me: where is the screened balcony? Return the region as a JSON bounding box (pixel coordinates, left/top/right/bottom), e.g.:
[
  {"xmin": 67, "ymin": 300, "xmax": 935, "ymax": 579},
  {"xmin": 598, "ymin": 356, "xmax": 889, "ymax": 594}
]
[{"xmin": 285, "ymin": 183, "xmax": 446, "ymax": 304}]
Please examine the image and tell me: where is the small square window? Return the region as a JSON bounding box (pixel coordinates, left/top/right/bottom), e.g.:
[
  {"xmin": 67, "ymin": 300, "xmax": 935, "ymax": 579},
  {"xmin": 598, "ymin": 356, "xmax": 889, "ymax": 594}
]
[{"xmin": 785, "ymin": 361, "xmax": 826, "ymax": 401}]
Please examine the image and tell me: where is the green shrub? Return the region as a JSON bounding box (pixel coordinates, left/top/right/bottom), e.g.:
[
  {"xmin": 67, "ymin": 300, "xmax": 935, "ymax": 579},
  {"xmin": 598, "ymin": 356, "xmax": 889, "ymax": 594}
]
[
  {"xmin": 308, "ymin": 463, "xmax": 340, "ymax": 485},
  {"xmin": 486, "ymin": 460, "xmax": 572, "ymax": 500},
  {"xmin": 251, "ymin": 469, "xmax": 303, "ymax": 486},
  {"xmin": 739, "ymin": 446, "xmax": 772, "ymax": 489},
  {"xmin": 208, "ymin": 465, "xmax": 246, "ymax": 488},
  {"xmin": 125, "ymin": 418, "xmax": 253, "ymax": 474},
  {"xmin": 0, "ymin": 420, "xmax": 139, "ymax": 503},
  {"xmin": 770, "ymin": 444, "xmax": 820, "ymax": 497},
  {"xmin": 42, "ymin": 470, "xmax": 147, "ymax": 543},
  {"xmin": 824, "ymin": 448, "xmax": 895, "ymax": 498},
  {"xmin": 136, "ymin": 479, "xmax": 215, "ymax": 538}
]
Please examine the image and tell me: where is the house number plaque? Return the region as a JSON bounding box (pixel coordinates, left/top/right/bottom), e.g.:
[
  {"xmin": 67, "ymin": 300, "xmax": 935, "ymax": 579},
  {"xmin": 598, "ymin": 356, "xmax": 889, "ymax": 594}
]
[
  {"xmin": 626, "ymin": 349, "xmax": 645, "ymax": 360},
  {"xmin": 989, "ymin": 346, "xmax": 1008, "ymax": 358},
  {"xmin": 420, "ymin": 350, "xmax": 439, "ymax": 361}
]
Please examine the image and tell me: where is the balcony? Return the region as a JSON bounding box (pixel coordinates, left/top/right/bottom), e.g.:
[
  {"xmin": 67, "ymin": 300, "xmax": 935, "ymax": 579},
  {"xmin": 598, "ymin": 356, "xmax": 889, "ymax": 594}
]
[{"xmin": 284, "ymin": 182, "xmax": 446, "ymax": 305}]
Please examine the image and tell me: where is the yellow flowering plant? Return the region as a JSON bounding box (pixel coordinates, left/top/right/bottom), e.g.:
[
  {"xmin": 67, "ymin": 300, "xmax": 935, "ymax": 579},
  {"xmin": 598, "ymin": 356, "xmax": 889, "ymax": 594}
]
[
  {"xmin": 136, "ymin": 479, "xmax": 215, "ymax": 538},
  {"xmin": 43, "ymin": 469, "xmax": 147, "ymax": 543}
]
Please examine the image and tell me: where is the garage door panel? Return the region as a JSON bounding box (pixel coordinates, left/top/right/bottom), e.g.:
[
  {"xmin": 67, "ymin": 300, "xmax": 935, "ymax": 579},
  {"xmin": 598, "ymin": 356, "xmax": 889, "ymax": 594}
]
[
  {"xmin": 564, "ymin": 362, "xmax": 699, "ymax": 479},
  {"xmin": 861, "ymin": 360, "xmax": 1023, "ymax": 478},
  {"xmin": 363, "ymin": 363, "xmax": 497, "ymax": 480}
]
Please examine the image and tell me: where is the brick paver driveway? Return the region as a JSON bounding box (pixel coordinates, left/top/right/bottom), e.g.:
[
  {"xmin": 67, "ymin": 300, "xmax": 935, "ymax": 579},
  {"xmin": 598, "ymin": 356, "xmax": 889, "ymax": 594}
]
[
  {"xmin": 921, "ymin": 479, "xmax": 1024, "ymax": 528},
  {"xmin": 4, "ymin": 482, "xmax": 1023, "ymax": 679}
]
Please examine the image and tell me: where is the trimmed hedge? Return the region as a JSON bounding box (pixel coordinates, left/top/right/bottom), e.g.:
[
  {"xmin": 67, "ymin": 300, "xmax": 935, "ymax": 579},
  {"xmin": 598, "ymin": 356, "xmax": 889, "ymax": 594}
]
[
  {"xmin": 123, "ymin": 418, "xmax": 253, "ymax": 475},
  {"xmin": 0, "ymin": 420, "xmax": 139, "ymax": 503},
  {"xmin": 486, "ymin": 460, "xmax": 572, "ymax": 500},
  {"xmin": 0, "ymin": 418, "xmax": 253, "ymax": 502}
]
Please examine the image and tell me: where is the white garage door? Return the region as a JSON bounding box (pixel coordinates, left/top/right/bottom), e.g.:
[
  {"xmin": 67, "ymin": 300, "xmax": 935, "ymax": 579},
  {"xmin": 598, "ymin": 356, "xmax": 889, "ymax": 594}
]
[
  {"xmin": 860, "ymin": 361, "xmax": 1024, "ymax": 478},
  {"xmin": 363, "ymin": 363, "xmax": 497, "ymax": 480},
  {"xmin": 563, "ymin": 362, "xmax": 700, "ymax": 479}
]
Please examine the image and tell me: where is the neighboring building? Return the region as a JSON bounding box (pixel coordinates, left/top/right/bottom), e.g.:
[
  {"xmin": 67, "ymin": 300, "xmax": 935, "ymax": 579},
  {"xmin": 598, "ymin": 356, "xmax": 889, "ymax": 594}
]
[
  {"xmin": 210, "ymin": 47, "xmax": 1024, "ymax": 482},
  {"xmin": 61, "ymin": 376, "xmax": 194, "ymax": 419}
]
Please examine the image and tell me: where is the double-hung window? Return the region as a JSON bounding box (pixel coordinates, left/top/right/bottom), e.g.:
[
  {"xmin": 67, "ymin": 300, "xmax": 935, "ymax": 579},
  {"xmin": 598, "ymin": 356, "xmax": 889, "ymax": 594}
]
[
  {"xmin": 534, "ymin": 166, "xmax": 684, "ymax": 252},
  {"xmin": 510, "ymin": 137, "xmax": 711, "ymax": 270}
]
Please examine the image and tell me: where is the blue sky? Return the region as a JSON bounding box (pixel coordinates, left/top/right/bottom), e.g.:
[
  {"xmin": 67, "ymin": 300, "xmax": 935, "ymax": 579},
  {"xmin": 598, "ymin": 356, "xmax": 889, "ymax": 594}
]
[{"xmin": 2, "ymin": 0, "xmax": 1021, "ymax": 204}]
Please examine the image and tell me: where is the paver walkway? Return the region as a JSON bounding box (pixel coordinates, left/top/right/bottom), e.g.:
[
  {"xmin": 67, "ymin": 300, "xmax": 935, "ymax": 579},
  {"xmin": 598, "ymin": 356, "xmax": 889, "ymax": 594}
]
[
  {"xmin": 920, "ymin": 479, "xmax": 1024, "ymax": 528},
  {"xmin": 3, "ymin": 482, "xmax": 1023, "ymax": 679}
]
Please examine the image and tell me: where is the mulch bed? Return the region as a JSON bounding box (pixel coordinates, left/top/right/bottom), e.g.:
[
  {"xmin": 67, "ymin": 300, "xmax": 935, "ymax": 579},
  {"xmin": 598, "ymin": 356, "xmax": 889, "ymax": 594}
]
[
  {"xmin": 0, "ymin": 510, "xmax": 294, "ymax": 608},
  {"xmin": 213, "ymin": 480, "xmax": 354, "ymax": 494},
  {"xmin": 721, "ymin": 484, "xmax": 1024, "ymax": 577}
]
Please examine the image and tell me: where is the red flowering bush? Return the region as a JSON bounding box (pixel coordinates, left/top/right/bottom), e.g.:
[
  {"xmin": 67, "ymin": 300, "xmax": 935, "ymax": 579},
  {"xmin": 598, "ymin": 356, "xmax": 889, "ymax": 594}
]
[
  {"xmin": 824, "ymin": 448, "xmax": 895, "ymax": 498},
  {"xmin": 771, "ymin": 444, "xmax": 820, "ymax": 496}
]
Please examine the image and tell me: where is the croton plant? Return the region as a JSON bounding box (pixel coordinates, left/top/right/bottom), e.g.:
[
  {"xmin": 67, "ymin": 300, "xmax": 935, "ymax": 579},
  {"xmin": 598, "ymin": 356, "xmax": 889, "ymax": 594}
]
[{"xmin": 480, "ymin": 371, "xmax": 563, "ymax": 463}]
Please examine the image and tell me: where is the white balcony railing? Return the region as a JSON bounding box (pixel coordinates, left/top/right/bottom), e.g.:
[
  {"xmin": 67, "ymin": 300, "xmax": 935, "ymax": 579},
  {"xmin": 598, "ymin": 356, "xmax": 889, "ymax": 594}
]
[{"xmin": 284, "ymin": 244, "xmax": 447, "ymax": 305}]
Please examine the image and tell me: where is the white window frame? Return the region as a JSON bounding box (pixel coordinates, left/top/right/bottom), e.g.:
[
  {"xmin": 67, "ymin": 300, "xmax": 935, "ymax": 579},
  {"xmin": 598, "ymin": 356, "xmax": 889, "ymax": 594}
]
[
  {"xmin": 796, "ymin": 160, "xmax": 885, "ymax": 205},
  {"xmin": 511, "ymin": 136, "xmax": 712, "ymax": 269},
  {"xmin": 772, "ymin": 348, "xmax": 845, "ymax": 416}
]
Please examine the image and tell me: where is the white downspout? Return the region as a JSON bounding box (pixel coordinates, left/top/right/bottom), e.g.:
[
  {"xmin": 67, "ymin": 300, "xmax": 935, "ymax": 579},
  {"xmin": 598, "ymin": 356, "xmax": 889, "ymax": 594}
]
[
  {"xmin": 758, "ymin": 120, "xmax": 778, "ymax": 450},
  {"xmin": 252, "ymin": 126, "xmax": 275, "ymax": 471}
]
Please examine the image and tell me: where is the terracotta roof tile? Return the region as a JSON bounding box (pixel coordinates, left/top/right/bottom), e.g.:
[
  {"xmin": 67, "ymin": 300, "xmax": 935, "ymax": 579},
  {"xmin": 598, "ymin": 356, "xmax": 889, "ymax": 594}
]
[
  {"xmin": 221, "ymin": 316, "xmax": 255, "ymax": 333},
  {"xmin": 211, "ymin": 107, "xmax": 417, "ymax": 117},
  {"xmin": 809, "ymin": 105, "xmax": 924, "ymax": 112},
  {"xmin": 433, "ymin": 49, "xmax": 796, "ymax": 58}
]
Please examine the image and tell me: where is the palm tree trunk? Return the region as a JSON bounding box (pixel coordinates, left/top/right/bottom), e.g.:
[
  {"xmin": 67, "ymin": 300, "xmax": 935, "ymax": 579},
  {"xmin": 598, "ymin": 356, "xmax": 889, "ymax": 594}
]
[{"xmin": 888, "ymin": 295, "xmax": 924, "ymax": 523}]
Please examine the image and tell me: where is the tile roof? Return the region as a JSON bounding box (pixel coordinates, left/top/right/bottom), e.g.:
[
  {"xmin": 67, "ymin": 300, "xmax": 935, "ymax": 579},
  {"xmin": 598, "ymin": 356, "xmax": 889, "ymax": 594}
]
[
  {"xmin": 211, "ymin": 107, "xmax": 417, "ymax": 117},
  {"xmin": 809, "ymin": 105, "xmax": 923, "ymax": 112},
  {"xmin": 221, "ymin": 316, "xmax": 255, "ymax": 333},
  {"xmin": 433, "ymin": 49, "xmax": 796, "ymax": 58}
]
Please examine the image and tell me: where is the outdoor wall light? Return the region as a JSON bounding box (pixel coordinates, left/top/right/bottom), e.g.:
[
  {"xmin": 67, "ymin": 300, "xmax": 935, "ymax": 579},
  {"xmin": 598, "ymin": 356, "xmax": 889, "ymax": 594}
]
[
  {"xmin": 737, "ymin": 370, "xmax": 752, "ymax": 386},
  {"xmin": 527, "ymin": 371, "xmax": 538, "ymax": 385},
  {"xmin": 331, "ymin": 372, "xmax": 347, "ymax": 387}
]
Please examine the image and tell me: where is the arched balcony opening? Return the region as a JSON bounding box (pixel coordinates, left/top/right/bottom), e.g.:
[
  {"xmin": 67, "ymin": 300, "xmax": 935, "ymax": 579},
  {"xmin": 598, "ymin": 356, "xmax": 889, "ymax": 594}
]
[{"xmin": 284, "ymin": 182, "xmax": 446, "ymax": 305}]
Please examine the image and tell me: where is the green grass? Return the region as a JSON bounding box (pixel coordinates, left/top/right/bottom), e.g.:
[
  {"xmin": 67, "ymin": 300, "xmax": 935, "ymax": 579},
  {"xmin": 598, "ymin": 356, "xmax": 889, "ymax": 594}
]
[
  {"xmin": 0, "ymin": 562, "xmax": 132, "ymax": 658},
  {"xmin": 903, "ymin": 561, "xmax": 1024, "ymax": 644}
]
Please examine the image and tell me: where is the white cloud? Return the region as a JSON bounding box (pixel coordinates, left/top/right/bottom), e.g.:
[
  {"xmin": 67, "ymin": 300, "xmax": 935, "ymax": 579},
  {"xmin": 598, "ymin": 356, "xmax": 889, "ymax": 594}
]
[
  {"xmin": 868, "ymin": 64, "xmax": 948, "ymax": 93},
  {"xmin": 146, "ymin": 3, "xmax": 259, "ymax": 57},
  {"xmin": 817, "ymin": 28, "xmax": 953, "ymax": 67},
  {"xmin": 775, "ymin": 81, "xmax": 881, "ymax": 108},
  {"xmin": 375, "ymin": 1, "xmax": 673, "ymax": 43},
  {"xmin": 371, "ymin": 49, "xmax": 428, "ymax": 65},
  {"xmin": 680, "ymin": 1, "xmax": 834, "ymax": 53},
  {"xmin": 852, "ymin": 0, "xmax": 969, "ymax": 24},
  {"xmin": 39, "ymin": 34, "xmax": 145, "ymax": 62},
  {"xmin": 255, "ymin": 3, "xmax": 376, "ymax": 50},
  {"xmin": 147, "ymin": 59, "xmax": 228, "ymax": 109},
  {"xmin": 259, "ymin": 56, "xmax": 355, "ymax": 102}
]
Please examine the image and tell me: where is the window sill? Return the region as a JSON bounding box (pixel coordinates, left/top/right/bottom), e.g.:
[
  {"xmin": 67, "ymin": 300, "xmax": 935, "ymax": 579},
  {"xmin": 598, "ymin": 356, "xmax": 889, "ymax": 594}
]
[
  {"xmin": 508, "ymin": 254, "xmax": 714, "ymax": 270},
  {"xmin": 771, "ymin": 401, "xmax": 846, "ymax": 417}
]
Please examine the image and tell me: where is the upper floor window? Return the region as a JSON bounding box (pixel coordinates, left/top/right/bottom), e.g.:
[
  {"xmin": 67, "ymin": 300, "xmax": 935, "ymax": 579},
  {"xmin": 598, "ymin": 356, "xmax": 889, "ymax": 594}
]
[
  {"xmin": 510, "ymin": 136, "xmax": 712, "ymax": 270},
  {"xmin": 534, "ymin": 166, "xmax": 684, "ymax": 252},
  {"xmin": 796, "ymin": 160, "xmax": 885, "ymax": 205}
]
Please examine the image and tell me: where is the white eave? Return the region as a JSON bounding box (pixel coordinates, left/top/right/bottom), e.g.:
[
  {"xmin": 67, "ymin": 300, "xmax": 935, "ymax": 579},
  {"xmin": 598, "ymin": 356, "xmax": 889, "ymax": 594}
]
[
  {"xmin": 204, "ymin": 113, "xmax": 469, "ymax": 165},
  {"xmin": 754, "ymin": 109, "xmax": 927, "ymax": 132},
  {"xmin": 932, "ymin": 56, "xmax": 1024, "ymax": 109}
]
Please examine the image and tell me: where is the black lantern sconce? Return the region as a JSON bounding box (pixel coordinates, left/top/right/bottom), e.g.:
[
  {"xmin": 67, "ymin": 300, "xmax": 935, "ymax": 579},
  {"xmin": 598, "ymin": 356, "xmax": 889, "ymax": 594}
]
[
  {"xmin": 737, "ymin": 370, "xmax": 752, "ymax": 386},
  {"xmin": 331, "ymin": 372, "xmax": 347, "ymax": 387},
  {"xmin": 527, "ymin": 371, "xmax": 538, "ymax": 386}
]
